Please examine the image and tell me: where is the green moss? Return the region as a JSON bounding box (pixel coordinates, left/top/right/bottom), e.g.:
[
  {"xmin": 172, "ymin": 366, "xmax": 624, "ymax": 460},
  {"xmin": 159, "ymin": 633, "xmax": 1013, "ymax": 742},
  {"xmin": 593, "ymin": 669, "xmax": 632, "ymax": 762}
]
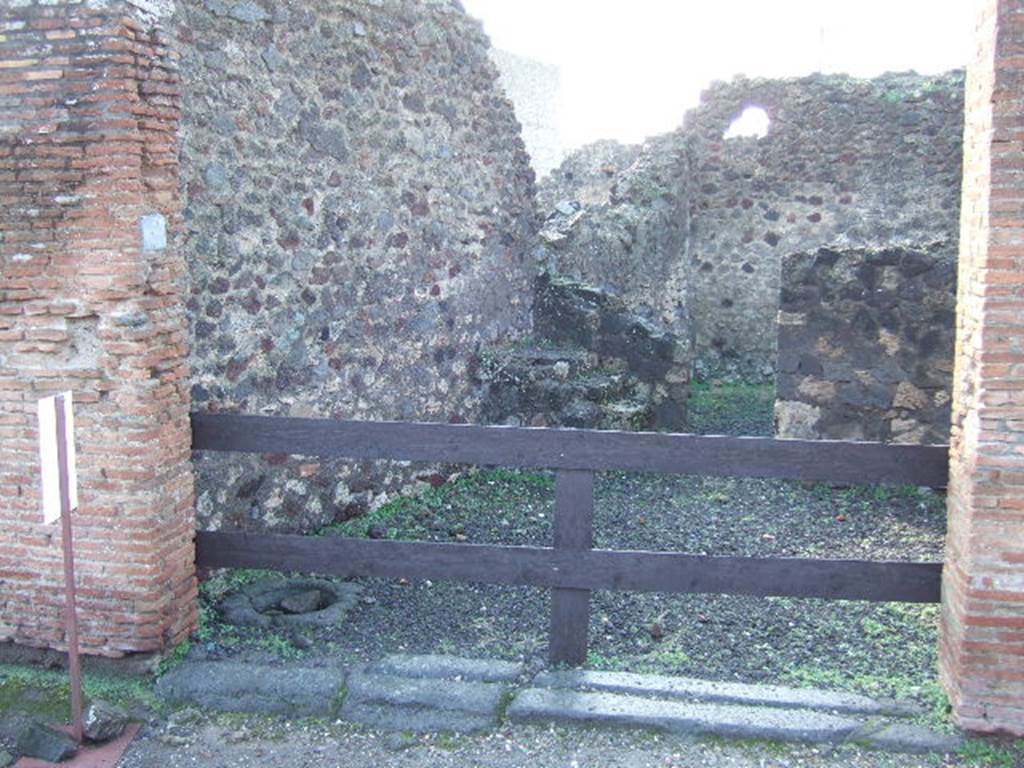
[
  {"xmin": 157, "ymin": 639, "xmax": 192, "ymax": 676},
  {"xmin": 0, "ymin": 663, "xmax": 158, "ymax": 716}
]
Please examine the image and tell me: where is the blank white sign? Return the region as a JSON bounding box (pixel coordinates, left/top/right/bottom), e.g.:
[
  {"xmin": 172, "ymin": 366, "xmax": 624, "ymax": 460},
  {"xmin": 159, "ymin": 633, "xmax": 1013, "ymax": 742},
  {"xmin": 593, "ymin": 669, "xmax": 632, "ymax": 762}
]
[{"xmin": 38, "ymin": 392, "xmax": 78, "ymax": 524}]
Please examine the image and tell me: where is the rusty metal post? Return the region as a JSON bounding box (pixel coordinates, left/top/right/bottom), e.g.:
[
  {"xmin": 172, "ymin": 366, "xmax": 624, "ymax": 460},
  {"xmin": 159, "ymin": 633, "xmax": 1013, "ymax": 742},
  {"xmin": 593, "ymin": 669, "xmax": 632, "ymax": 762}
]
[{"xmin": 55, "ymin": 393, "xmax": 84, "ymax": 744}]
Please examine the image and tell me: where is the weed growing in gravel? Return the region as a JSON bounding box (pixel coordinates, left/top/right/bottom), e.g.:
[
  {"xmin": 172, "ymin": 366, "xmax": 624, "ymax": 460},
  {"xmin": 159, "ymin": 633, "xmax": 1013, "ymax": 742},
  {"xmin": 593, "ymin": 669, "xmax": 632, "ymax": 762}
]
[
  {"xmin": 959, "ymin": 738, "xmax": 1024, "ymax": 767},
  {"xmin": 158, "ymin": 639, "xmax": 193, "ymax": 675},
  {"xmin": 585, "ymin": 651, "xmax": 629, "ymax": 671},
  {"xmin": 200, "ymin": 568, "xmax": 273, "ymax": 602},
  {"xmin": 258, "ymin": 632, "xmax": 305, "ymax": 660},
  {"xmin": 686, "ymin": 381, "xmax": 775, "ymax": 436}
]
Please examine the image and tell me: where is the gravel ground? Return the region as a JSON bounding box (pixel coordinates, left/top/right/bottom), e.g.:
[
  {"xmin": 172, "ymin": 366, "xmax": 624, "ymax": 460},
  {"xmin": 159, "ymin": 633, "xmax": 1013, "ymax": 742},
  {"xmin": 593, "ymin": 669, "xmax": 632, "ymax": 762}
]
[
  {"xmin": 118, "ymin": 717, "xmax": 993, "ymax": 768},
  {"xmin": 192, "ymin": 384, "xmax": 948, "ymax": 708}
]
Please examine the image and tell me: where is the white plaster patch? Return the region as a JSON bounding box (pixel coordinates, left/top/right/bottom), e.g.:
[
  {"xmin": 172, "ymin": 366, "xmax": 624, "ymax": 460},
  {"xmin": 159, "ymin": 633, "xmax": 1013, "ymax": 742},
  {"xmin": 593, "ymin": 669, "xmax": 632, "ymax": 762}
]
[{"xmin": 140, "ymin": 213, "xmax": 167, "ymax": 251}]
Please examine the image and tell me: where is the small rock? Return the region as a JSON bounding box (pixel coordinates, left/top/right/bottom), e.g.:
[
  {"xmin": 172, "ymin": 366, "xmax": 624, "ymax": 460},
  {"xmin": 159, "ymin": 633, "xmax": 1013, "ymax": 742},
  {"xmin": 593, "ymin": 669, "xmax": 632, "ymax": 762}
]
[
  {"xmin": 291, "ymin": 633, "xmax": 314, "ymax": 650},
  {"xmin": 16, "ymin": 722, "xmax": 78, "ymax": 763},
  {"xmin": 368, "ymin": 523, "xmax": 387, "ymax": 539},
  {"xmin": 261, "ymin": 44, "xmax": 286, "ymax": 71},
  {"xmin": 159, "ymin": 733, "xmax": 192, "ymax": 747},
  {"xmin": 384, "ymin": 732, "xmax": 418, "ymax": 751},
  {"xmin": 0, "ymin": 749, "xmax": 12, "ymax": 768},
  {"xmin": 555, "ymin": 200, "xmax": 578, "ymax": 216},
  {"xmin": 229, "ymin": 1, "xmax": 269, "ymax": 23},
  {"xmin": 280, "ymin": 589, "xmax": 323, "ymax": 614},
  {"xmin": 84, "ymin": 699, "xmax": 129, "ymax": 743},
  {"xmin": 648, "ymin": 622, "xmax": 665, "ymax": 640}
]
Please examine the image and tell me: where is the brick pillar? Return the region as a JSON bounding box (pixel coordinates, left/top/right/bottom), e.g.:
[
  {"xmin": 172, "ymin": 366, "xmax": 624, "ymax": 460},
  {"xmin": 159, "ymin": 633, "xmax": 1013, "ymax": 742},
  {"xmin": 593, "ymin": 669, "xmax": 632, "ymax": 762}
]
[
  {"xmin": 0, "ymin": 1, "xmax": 196, "ymax": 657},
  {"xmin": 941, "ymin": 0, "xmax": 1024, "ymax": 735}
]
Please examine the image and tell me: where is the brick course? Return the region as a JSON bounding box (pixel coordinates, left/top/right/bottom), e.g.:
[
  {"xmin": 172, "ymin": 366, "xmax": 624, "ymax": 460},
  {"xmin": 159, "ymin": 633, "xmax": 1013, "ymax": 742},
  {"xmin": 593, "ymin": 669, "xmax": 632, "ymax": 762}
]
[
  {"xmin": 941, "ymin": 0, "xmax": 1024, "ymax": 735},
  {"xmin": 0, "ymin": 0, "xmax": 195, "ymax": 656}
]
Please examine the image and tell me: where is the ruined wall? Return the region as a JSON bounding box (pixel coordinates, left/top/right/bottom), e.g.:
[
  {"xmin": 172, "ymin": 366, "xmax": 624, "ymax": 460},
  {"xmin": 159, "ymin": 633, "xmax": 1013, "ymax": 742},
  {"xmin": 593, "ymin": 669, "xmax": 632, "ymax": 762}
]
[
  {"xmin": 688, "ymin": 72, "xmax": 964, "ymax": 380},
  {"xmin": 775, "ymin": 244, "xmax": 956, "ymax": 444},
  {"xmin": 482, "ymin": 276, "xmax": 690, "ymax": 431},
  {"xmin": 177, "ymin": 0, "xmax": 537, "ymax": 531},
  {"xmin": 539, "ymin": 71, "xmax": 964, "ymax": 383},
  {"xmin": 535, "ymin": 135, "xmax": 693, "ymax": 358}
]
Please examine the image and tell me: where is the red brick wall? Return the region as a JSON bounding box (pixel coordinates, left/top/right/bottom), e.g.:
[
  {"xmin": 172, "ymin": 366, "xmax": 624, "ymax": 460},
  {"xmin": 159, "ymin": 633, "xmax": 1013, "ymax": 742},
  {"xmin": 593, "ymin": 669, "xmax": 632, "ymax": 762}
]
[
  {"xmin": 941, "ymin": 0, "xmax": 1024, "ymax": 735},
  {"xmin": 0, "ymin": 1, "xmax": 195, "ymax": 656}
]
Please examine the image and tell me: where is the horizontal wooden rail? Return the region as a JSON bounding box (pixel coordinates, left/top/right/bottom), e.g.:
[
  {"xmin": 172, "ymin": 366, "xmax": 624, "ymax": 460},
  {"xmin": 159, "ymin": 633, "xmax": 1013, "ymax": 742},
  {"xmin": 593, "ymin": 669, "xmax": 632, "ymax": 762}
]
[
  {"xmin": 191, "ymin": 413, "xmax": 949, "ymax": 487},
  {"xmin": 196, "ymin": 531, "xmax": 943, "ymax": 604}
]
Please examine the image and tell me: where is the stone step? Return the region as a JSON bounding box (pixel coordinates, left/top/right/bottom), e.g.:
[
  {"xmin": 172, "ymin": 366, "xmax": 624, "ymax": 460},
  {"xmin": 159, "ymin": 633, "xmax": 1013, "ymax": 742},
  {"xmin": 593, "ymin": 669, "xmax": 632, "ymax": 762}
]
[
  {"xmin": 507, "ymin": 687, "xmax": 862, "ymax": 743},
  {"xmin": 339, "ymin": 655, "xmax": 519, "ymax": 734},
  {"xmin": 155, "ymin": 661, "xmax": 345, "ymax": 717},
  {"xmin": 531, "ymin": 669, "xmax": 910, "ymax": 717},
  {"xmin": 363, "ymin": 654, "xmax": 523, "ymax": 683}
]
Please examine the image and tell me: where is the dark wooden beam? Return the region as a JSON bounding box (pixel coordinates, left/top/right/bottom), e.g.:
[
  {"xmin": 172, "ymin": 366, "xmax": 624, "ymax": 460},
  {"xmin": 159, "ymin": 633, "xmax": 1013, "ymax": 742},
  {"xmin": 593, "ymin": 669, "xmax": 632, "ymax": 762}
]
[
  {"xmin": 549, "ymin": 470, "xmax": 594, "ymax": 666},
  {"xmin": 191, "ymin": 413, "xmax": 949, "ymax": 487},
  {"xmin": 196, "ymin": 531, "xmax": 943, "ymax": 604}
]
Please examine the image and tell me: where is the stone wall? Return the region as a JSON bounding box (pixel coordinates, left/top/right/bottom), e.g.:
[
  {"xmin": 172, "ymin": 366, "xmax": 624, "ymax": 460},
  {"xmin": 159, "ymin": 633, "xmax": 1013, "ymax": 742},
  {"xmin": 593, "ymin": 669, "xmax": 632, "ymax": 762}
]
[
  {"xmin": 482, "ymin": 277, "xmax": 690, "ymax": 431},
  {"xmin": 775, "ymin": 244, "xmax": 956, "ymax": 444},
  {"xmin": 535, "ymin": 135, "xmax": 693, "ymax": 346},
  {"xmin": 0, "ymin": 0, "xmax": 196, "ymax": 656},
  {"xmin": 688, "ymin": 72, "xmax": 964, "ymax": 380},
  {"xmin": 176, "ymin": 0, "xmax": 537, "ymax": 532},
  {"xmin": 538, "ymin": 71, "xmax": 964, "ymax": 382}
]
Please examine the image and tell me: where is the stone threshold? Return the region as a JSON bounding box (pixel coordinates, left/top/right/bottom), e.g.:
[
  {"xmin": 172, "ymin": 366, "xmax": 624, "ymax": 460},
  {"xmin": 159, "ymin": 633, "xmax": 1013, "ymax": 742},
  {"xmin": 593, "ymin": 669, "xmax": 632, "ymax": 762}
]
[{"xmin": 155, "ymin": 654, "xmax": 964, "ymax": 754}]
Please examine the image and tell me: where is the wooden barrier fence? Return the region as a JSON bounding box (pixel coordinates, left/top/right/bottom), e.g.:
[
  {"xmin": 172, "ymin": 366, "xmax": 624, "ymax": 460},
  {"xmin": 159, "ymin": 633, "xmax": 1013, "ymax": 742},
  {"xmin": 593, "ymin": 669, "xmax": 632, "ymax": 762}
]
[{"xmin": 192, "ymin": 413, "xmax": 948, "ymax": 665}]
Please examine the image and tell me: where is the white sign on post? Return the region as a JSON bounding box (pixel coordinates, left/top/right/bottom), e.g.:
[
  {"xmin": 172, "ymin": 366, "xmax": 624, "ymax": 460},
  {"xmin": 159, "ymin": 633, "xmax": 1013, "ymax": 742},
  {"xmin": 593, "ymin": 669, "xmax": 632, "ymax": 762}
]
[{"xmin": 38, "ymin": 392, "xmax": 78, "ymax": 524}]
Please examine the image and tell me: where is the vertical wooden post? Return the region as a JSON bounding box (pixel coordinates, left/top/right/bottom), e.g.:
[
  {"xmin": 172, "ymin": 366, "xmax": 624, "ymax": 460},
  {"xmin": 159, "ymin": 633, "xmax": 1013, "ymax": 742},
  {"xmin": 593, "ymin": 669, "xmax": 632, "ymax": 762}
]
[
  {"xmin": 548, "ymin": 469, "xmax": 594, "ymax": 666},
  {"xmin": 55, "ymin": 394, "xmax": 84, "ymax": 743}
]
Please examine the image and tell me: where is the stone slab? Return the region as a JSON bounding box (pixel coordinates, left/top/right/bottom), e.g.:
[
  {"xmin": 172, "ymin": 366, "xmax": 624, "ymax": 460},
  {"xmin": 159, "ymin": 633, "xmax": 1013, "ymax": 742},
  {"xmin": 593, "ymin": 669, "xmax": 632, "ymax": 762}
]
[
  {"xmin": 343, "ymin": 670, "xmax": 507, "ymax": 714},
  {"xmin": 155, "ymin": 661, "xmax": 345, "ymax": 717},
  {"xmin": 364, "ymin": 655, "xmax": 524, "ymax": 683},
  {"xmin": 508, "ymin": 687, "xmax": 862, "ymax": 744},
  {"xmin": 340, "ymin": 702, "xmax": 497, "ymax": 734},
  {"xmin": 532, "ymin": 669, "xmax": 895, "ymax": 716},
  {"xmin": 15, "ymin": 723, "xmax": 140, "ymax": 768},
  {"xmin": 340, "ymin": 668, "xmax": 511, "ymax": 734},
  {"xmin": 863, "ymin": 723, "xmax": 964, "ymax": 754}
]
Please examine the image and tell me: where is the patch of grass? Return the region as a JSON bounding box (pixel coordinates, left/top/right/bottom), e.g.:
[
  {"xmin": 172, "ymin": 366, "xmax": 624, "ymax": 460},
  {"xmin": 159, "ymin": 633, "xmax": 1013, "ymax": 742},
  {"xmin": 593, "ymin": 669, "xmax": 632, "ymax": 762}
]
[
  {"xmin": 317, "ymin": 468, "xmax": 554, "ymax": 541},
  {"xmin": 257, "ymin": 632, "xmax": 304, "ymax": 660},
  {"xmin": 157, "ymin": 639, "xmax": 192, "ymax": 676},
  {"xmin": 0, "ymin": 663, "xmax": 158, "ymax": 715},
  {"xmin": 959, "ymin": 738, "xmax": 1024, "ymax": 768},
  {"xmin": 199, "ymin": 568, "xmax": 272, "ymax": 603},
  {"xmin": 687, "ymin": 381, "xmax": 775, "ymax": 437},
  {"xmin": 586, "ymin": 651, "xmax": 629, "ymax": 672},
  {"xmin": 783, "ymin": 663, "xmax": 936, "ymax": 703}
]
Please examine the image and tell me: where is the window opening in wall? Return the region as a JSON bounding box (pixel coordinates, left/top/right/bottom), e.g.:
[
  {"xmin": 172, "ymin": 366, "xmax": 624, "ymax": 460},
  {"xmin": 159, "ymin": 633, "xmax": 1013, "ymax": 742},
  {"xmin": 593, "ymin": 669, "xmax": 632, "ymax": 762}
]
[{"xmin": 723, "ymin": 106, "xmax": 770, "ymax": 139}]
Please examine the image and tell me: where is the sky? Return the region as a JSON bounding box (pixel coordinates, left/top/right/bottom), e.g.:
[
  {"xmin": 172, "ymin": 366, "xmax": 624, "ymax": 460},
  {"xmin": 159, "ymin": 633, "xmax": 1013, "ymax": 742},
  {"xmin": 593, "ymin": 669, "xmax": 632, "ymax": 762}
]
[{"xmin": 461, "ymin": 0, "xmax": 979, "ymax": 152}]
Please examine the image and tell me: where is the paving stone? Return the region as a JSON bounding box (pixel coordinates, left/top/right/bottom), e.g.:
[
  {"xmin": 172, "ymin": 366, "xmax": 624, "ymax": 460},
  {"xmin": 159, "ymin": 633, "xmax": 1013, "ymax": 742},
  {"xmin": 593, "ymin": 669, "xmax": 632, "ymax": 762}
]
[
  {"xmin": 532, "ymin": 669, "xmax": 897, "ymax": 716},
  {"xmin": 155, "ymin": 661, "xmax": 345, "ymax": 717},
  {"xmin": 863, "ymin": 723, "xmax": 964, "ymax": 754},
  {"xmin": 15, "ymin": 722, "xmax": 78, "ymax": 762},
  {"xmin": 507, "ymin": 688, "xmax": 863, "ymax": 744},
  {"xmin": 340, "ymin": 669, "xmax": 509, "ymax": 733},
  {"xmin": 364, "ymin": 655, "xmax": 524, "ymax": 683},
  {"xmin": 341, "ymin": 702, "xmax": 498, "ymax": 734}
]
